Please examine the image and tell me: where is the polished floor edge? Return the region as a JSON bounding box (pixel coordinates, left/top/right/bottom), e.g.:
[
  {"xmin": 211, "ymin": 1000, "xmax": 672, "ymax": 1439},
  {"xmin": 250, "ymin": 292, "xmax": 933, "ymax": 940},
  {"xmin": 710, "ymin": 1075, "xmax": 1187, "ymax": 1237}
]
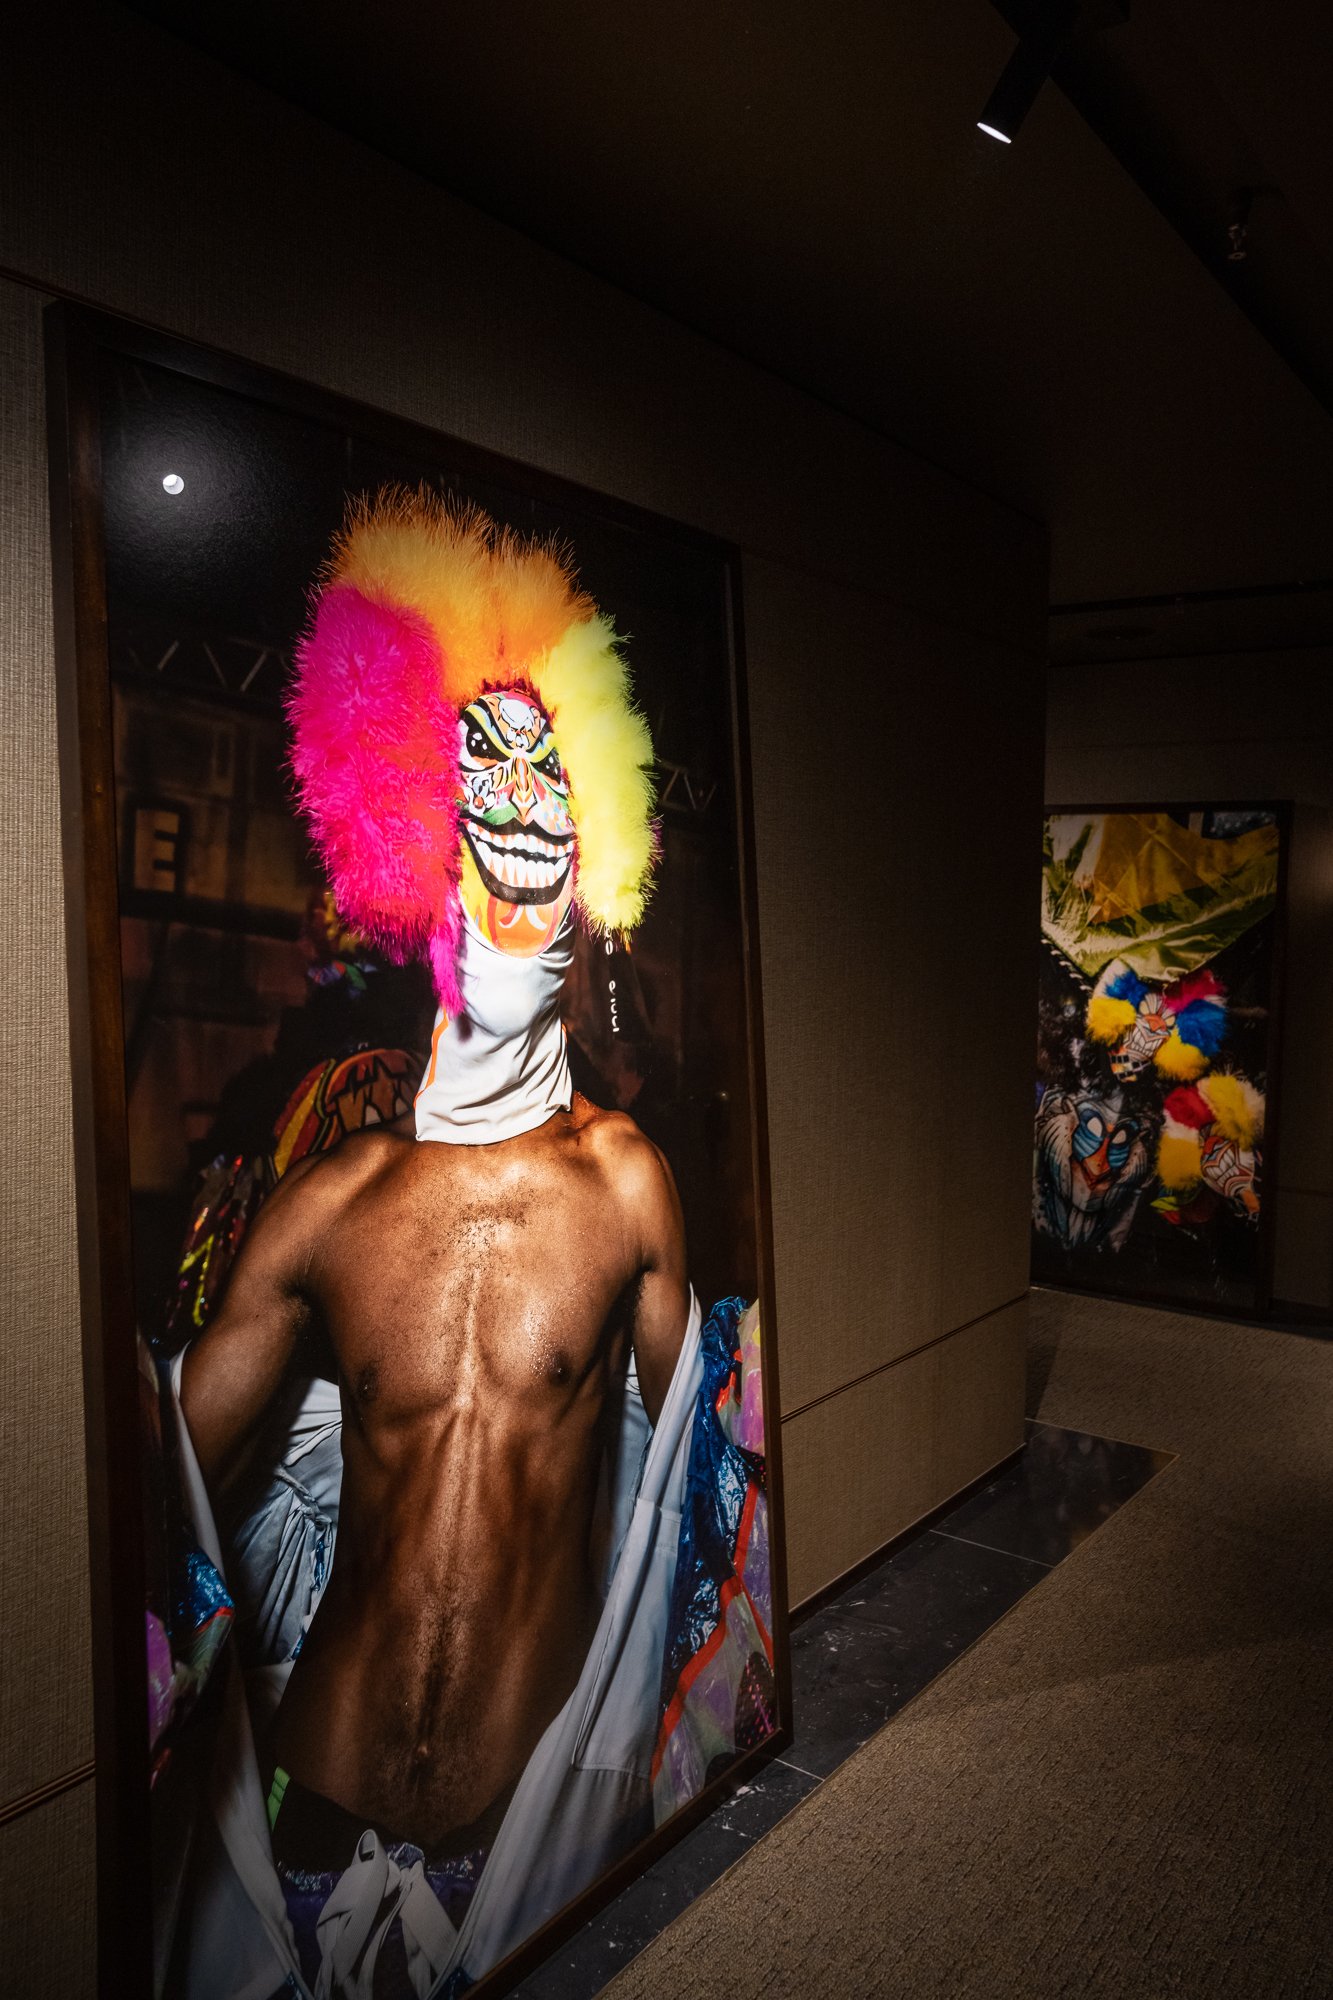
[
  {"xmin": 512, "ymin": 1416, "xmax": 1174, "ymax": 2000},
  {"xmin": 790, "ymin": 1442, "xmax": 1025, "ymax": 1622}
]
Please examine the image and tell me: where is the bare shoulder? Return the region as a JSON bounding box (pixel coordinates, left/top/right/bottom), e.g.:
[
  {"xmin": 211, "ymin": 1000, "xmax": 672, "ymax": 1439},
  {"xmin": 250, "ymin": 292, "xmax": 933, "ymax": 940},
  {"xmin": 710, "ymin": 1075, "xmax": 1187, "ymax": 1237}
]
[
  {"xmin": 572, "ymin": 1097, "xmax": 668, "ymax": 1183},
  {"xmin": 258, "ymin": 1123, "xmax": 410, "ymax": 1239},
  {"xmin": 569, "ymin": 1097, "xmax": 683, "ymax": 1254}
]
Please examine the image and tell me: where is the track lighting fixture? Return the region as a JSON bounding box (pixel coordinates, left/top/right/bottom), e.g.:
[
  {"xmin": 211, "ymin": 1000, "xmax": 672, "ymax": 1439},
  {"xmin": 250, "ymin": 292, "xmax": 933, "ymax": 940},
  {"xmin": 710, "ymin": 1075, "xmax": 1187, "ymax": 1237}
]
[{"xmin": 977, "ymin": 0, "xmax": 1080, "ymax": 144}]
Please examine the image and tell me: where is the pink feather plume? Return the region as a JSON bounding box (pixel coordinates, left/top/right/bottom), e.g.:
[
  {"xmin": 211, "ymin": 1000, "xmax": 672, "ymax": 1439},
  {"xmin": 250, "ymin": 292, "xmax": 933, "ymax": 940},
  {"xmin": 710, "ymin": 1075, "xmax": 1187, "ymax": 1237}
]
[{"xmin": 288, "ymin": 583, "xmax": 464, "ymax": 1012}]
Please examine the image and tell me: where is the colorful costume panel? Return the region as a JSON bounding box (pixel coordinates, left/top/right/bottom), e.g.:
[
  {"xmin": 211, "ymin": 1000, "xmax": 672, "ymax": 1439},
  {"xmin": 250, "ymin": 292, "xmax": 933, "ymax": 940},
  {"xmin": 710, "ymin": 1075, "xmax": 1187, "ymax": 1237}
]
[
  {"xmin": 1041, "ymin": 811, "xmax": 1280, "ymax": 986},
  {"xmin": 1156, "ymin": 1074, "xmax": 1263, "ymax": 1227},
  {"xmin": 654, "ymin": 1298, "xmax": 773, "ymax": 1816},
  {"xmin": 288, "ymin": 493, "xmax": 656, "ymax": 1013},
  {"xmin": 1086, "ymin": 962, "xmax": 1227, "ymax": 1085}
]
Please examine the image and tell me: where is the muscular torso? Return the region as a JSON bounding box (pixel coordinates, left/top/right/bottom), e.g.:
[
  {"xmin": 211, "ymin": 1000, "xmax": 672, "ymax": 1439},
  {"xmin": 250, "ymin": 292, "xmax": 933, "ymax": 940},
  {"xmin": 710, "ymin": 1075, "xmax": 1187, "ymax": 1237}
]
[{"xmin": 181, "ymin": 1099, "xmax": 687, "ymax": 1854}]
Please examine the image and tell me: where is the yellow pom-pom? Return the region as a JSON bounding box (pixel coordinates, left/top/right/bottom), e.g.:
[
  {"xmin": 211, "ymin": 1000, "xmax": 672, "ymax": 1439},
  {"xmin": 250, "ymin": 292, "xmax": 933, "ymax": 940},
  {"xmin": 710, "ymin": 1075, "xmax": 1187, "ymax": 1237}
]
[
  {"xmin": 1199, "ymin": 1072, "xmax": 1263, "ymax": 1147},
  {"xmin": 1087, "ymin": 994, "xmax": 1137, "ymax": 1044},
  {"xmin": 1157, "ymin": 1132, "xmax": 1203, "ymax": 1192},
  {"xmin": 1155, "ymin": 1030, "xmax": 1208, "ymax": 1082}
]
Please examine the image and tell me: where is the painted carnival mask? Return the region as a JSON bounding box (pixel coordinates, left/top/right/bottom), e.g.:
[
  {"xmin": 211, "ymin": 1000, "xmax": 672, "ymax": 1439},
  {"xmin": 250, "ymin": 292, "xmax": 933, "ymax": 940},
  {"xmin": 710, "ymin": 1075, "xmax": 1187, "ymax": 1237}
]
[
  {"xmin": 1200, "ymin": 1130, "xmax": 1260, "ymax": 1216},
  {"xmin": 1034, "ymin": 1089, "xmax": 1153, "ymax": 1253},
  {"xmin": 1109, "ymin": 993, "xmax": 1177, "ymax": 1081},
  {"xmin": 458, "ymin": 689, "xmax": 576, "ymax": 955},
  {"xmin": 1069, "ymin": 1101, "xmax": 1140, "ymax": 1199},
  {"xmin": 1156, "ymin": 1073, "xmax": 1263, "ymax": 1227}
]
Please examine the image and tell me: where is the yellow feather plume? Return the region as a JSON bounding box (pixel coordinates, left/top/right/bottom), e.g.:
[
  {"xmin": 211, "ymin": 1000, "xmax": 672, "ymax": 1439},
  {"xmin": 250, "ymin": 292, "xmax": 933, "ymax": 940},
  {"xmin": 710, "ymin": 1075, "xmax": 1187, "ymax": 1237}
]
[{"xmin": 540, "ymin": 615, "xmax": 656, "ymax": 931}]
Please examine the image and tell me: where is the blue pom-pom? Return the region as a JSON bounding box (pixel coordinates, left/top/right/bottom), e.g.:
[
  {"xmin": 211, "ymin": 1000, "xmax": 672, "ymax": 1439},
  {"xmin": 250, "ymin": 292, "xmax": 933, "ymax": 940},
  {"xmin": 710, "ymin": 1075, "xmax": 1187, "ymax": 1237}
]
[
  {"xmin": 1103, "ymin": 965, "xmax": 1146, "ymax": 1006},
  {"xmin": 1175, "ymin": 996, "xmax": 1227, "ymax": 1055}
]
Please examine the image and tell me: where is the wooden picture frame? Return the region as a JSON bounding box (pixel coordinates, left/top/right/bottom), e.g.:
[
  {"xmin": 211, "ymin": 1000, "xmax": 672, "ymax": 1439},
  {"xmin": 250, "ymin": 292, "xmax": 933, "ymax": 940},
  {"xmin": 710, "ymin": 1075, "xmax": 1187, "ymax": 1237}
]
[{"xmin": 45, "ymin": 301, "xmax": 791, "ymax": 1999}]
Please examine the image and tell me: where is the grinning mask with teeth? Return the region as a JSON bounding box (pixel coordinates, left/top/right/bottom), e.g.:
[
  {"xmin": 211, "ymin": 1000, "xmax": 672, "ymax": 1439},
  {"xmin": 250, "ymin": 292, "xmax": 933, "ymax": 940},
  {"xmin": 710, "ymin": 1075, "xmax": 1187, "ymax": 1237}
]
[
  {"xmin": 457, "ymin": 689, "xmax": 576, "ymax": 952},
  {"xmin": 414, "ymin": 685, "xmax": 578, "ymax": 1145}
]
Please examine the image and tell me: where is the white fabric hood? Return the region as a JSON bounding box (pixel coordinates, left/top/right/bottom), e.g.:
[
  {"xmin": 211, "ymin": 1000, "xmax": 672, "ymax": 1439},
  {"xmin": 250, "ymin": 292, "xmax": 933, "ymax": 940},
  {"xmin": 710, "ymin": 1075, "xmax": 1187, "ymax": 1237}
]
[{"xmin": 414, "ymin": 907, "xmax": 573, "ymax": 1146}]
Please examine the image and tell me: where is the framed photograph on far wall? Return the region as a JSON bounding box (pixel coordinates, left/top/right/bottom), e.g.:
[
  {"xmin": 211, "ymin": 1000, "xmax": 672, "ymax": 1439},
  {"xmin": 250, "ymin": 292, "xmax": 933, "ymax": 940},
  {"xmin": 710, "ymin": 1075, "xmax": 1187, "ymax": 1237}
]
[
  {"xmin": 46, "ymin": 304, "xmax": 789, "ymax": 2000},
  {"xmin": 1034, "ymin": 802, "xmax": 1289, "ymax": 1316}
]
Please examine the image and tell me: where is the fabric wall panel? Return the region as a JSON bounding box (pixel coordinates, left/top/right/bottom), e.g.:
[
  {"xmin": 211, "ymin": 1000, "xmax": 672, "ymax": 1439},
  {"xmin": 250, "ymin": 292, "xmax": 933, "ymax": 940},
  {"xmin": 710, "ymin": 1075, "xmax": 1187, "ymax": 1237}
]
[
  {"xmin": 924, "ymin": 624, "xmax": 1044, "ymax": 1335},
  {"xmin": 0, "ymin": 1779, "xmax": 96, "ymax": 1998},
  {"xmin": 781, "ymin": 1299, "xmax": 1027, "ymax": 1610},
  {"xmin": 1272, "ymin": 1191, "xmax": 1333, "ymax": 1310},
  {"xmin": 742, "ymin": 559, "xmax": 947, "ymax": 1414},
  {"xmin": 744, "ymin": 556, "xmax": 1041, "ymax": 1410}
]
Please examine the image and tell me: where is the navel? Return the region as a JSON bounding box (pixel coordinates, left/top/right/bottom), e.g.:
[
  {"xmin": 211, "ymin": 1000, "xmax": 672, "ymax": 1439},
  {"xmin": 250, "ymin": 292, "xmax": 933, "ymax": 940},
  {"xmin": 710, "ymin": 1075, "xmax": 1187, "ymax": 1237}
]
[{"xmin": 356, "ymin": 1362, "xmax": 379, "ymax": 1405}]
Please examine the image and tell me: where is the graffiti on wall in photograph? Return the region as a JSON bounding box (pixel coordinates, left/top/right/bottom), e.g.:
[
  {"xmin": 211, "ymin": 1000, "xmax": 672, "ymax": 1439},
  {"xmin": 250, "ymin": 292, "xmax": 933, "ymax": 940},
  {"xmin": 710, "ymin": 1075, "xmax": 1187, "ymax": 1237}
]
[
  {"xmin": 1034, "ymin": 806, "xmax": 1287, "ymax": 1313},
  {"xmin": 53, "ymin": 312, "xmax": 787, "ymax": 2000}
]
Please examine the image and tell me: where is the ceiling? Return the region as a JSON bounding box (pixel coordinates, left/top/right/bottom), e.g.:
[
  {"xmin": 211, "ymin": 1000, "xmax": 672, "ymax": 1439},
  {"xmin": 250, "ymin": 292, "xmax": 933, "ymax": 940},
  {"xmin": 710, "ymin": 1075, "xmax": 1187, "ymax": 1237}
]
[{"xmin": 131, "ymin": 0, "xmax": 1333, "ymax": 648}]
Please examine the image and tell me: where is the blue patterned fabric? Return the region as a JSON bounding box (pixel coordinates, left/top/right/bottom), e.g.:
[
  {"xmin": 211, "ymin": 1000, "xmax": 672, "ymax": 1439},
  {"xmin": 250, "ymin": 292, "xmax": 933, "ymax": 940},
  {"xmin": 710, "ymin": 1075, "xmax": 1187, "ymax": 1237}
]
[
  {"xmin": 175, "ymin": 1540, "xmax": 232, "ymax": 1639},
  {"xmin": 148, "ymin": 1347, "xmax": 233, "ymax": 1766},
  {"xmin": 657, "ymin": 1296, "xmax": 758, "ymax": 1718}
]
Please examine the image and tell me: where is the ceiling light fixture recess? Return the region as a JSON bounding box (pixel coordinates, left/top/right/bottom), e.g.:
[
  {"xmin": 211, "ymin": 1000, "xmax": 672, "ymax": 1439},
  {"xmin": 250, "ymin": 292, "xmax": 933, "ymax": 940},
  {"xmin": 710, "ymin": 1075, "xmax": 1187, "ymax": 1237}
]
[{"xmin": 162, "ymin": 472, "xmax": 185, "ymax": 495}]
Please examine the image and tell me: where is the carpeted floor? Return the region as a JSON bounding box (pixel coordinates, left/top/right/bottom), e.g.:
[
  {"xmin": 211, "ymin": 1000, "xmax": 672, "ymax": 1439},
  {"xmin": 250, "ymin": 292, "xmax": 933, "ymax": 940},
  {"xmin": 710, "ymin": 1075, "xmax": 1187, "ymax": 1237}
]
[{"xmin": 605, "ymin": 1289, "xmax": 1333, "ymax": 1999}]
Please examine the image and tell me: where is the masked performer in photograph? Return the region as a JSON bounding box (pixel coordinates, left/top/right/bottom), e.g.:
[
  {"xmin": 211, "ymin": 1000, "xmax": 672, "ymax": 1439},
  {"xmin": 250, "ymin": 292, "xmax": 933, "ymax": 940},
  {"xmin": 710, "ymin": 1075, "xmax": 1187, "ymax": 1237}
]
[{"xmin": 167, "ymin": 495, "xmax": 771, "ymax": 2000}]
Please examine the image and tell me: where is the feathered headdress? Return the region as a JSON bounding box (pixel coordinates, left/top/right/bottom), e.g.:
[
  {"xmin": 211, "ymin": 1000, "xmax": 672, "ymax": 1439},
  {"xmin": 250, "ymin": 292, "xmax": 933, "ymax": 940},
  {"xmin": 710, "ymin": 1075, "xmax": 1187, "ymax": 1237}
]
[
  {"xmin": 1086, "ymin": 962, "xmax": 1228, "ymax": 1082},
  {"xmin": 288, "ymin": 490, "xmax": 656, "ymax": 1011}
]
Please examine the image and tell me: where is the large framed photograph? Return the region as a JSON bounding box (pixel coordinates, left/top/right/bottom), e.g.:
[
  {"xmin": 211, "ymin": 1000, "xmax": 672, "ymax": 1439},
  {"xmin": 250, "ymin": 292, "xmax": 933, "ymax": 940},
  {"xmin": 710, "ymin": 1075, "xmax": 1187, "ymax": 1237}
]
[
  {"xmin": 47, "ymin": 305, "xmax": 789, "ymax": 1998},
  {"xmin": 1034, "ymin": 803, "xmax": 1288, "ymax": 1315}
]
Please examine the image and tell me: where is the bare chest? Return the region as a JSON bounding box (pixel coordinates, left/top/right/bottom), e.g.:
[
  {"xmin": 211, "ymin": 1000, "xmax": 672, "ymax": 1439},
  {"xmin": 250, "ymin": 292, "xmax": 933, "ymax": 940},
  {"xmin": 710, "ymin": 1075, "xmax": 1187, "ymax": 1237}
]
[{"xmin": 311, "ymin": 1140, "xmax": 635, "ymax": 1421}]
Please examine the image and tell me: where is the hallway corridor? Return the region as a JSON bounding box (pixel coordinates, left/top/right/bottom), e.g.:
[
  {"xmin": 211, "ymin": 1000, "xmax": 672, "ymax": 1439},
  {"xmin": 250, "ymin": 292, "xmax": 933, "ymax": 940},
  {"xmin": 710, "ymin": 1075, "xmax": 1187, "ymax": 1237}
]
[{"xmin": 605, "ymin": 1290, "xmax": 1333, "ymax": 1998}]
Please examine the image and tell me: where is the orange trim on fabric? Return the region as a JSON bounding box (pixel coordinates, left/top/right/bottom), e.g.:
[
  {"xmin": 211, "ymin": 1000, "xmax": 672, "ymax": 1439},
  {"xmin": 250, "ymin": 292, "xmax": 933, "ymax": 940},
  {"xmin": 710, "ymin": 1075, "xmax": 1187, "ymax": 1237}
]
[
  {"xmin": 414, "ymin": 1014, "xmax": 449, "ymax": 1106},
  {"xmin": 651, "ymin": 1575, "xmax": 745, "ymax": 1783},
  {"xmin": 650, "ymin": 1481, "xmax": 773, "ymax": 1783}
]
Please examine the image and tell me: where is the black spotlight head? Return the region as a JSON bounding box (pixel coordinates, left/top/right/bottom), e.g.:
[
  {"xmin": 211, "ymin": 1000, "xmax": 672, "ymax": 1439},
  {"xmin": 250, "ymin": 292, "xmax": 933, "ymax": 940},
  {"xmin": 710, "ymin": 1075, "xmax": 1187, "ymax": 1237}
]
[{"xmin": 978, "ymin": 0, "xmax": 1080, "ymax": 144}]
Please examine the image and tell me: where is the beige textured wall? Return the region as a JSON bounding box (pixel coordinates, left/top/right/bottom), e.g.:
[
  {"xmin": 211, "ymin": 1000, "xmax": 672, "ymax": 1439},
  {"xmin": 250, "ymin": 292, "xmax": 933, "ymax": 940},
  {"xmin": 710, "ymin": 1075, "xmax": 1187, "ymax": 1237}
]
[
  {"xmin": 1047, "ymin": 652, "xmax": 1333, "ymax": 1310},
  {"xmin": 0, "ymin": 280, "xmax": 96, "ymax": 1997},
  {"xmin": 0, "ymin": 5, "xmax": 1045, "ymax": 1989}
]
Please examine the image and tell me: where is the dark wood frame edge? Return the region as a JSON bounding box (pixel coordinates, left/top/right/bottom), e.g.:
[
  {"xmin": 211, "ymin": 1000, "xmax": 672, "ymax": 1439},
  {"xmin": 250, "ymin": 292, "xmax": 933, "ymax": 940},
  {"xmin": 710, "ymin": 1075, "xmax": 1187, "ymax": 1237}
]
[
  {"xmin": 45, "ymin": 304, "xmax": 154, "ymax": 1987},
  {"xmin": 42, "ymin": 298, "xmax": 793, "ymax": 2000}
]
